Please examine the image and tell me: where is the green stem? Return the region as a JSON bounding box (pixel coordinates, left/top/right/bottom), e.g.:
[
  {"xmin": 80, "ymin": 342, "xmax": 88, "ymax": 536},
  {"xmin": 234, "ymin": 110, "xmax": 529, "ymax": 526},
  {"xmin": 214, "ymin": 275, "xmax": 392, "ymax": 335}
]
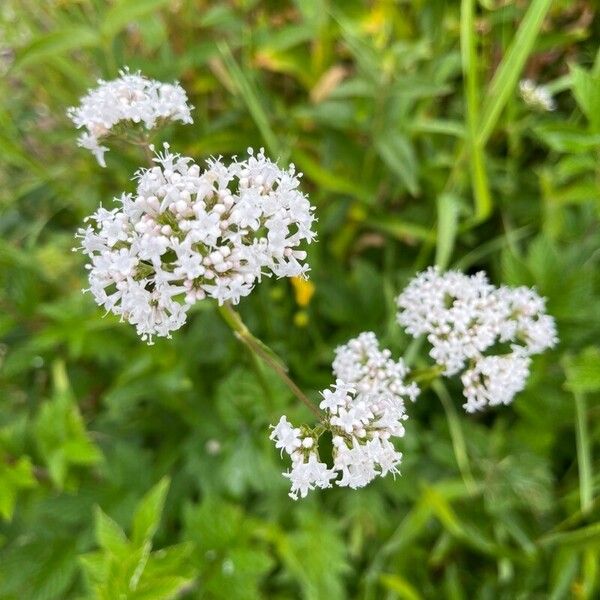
[
  {"xmin": 574, "ymin": 390, "xmax": 593, "ymax": 513},
  {"xmin": 217, "ymin": 302, "xmax": 322, "ymax": 419},
  {"xmin": 432, "ymin": 380, "xmax": 477, "ymax": 494}
]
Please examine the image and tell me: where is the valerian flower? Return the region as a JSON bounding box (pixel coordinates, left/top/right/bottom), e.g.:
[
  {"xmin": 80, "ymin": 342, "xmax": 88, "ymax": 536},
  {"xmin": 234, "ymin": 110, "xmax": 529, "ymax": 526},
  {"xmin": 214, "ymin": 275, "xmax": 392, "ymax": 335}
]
[
  {"xmin": 270, "ymin": 333, "xmax": 418, "ymax": 499},
  {"xmin": 76, "ymin": 146, "xmax": 315, "ymax": 343},
  {"xmin": 396, "ymin": 267, "xmax": 557, "ymax": 411},
  {"xmin": 67, "ymin": 67, "xmax": 193, "ymax": 166},
  {"xmin": 519, "ymin": 79, "xmax": 556, "ymax": 112}
]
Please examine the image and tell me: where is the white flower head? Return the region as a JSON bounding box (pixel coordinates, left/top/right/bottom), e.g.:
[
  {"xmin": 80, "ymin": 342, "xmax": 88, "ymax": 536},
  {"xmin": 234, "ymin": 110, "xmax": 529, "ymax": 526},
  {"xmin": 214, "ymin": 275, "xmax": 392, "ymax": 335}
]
[
  {"xmin": 396, "ymin": 267, "xmax": 557, "ymax": 412},
  {"xmin": 76, "ymin": 146, "xmax": 315, "ymax": 342},
  {"xmin": 519, "ymin": 79, "xmax": 556, "ymax": 112},
  {"xmin": 272, "ymin": 333, "xmax": 416, "ymax": 500},
  {"xmin": 67, "ymin": 67, "xmax": 193, "ymax": 166}
]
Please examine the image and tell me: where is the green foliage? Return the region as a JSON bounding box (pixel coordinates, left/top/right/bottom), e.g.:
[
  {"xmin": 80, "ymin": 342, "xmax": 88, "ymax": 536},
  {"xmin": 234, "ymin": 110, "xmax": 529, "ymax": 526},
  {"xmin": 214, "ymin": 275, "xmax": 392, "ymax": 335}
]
[
  {"xmin": 80, "ymin": 478, "xmax": 196, "ymax": 599},
  {"xmin": 34, "ymin": 361, "xmax": 102, "ymax": 488},
  {"xmin": 1, "ymin": 0, "xmax": 599, "ymax": 598}
]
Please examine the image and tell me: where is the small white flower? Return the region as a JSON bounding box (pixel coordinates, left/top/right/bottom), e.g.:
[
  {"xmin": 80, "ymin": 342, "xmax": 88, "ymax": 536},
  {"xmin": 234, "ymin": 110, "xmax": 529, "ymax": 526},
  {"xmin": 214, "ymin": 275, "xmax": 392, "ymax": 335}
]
[
  {"xmin": 519, "ymin": 79, "xmax": 556, "ymax": 112},
  {"xmin": 269, "ymin": 416, "xmax": 302, "ymax": 456},
  {"xmin": 284, "ymin": 453, "xmax": 336, "ymax": 500},
  {"xmin": 68, "ymin": 67, "xmax": 193, "ymax": 165}
]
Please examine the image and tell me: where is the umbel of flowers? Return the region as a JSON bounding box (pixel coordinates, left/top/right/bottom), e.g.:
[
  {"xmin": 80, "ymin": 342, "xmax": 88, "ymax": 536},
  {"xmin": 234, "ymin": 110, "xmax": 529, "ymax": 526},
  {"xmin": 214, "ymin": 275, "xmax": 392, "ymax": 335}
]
[
  {"xmin": 76, "ymin": 146, "xmax": 315, "ymax": 343},
  {"xmin": 67, "ymin": 68, "xmax": 193, "ymax": 166},
  {"xmin": 270, "ymin": 333, "xmax": 419, "ymax": 500},
  {"xmin": 396, "ymin": 267, "xmax": 558, "ymax": 412}
]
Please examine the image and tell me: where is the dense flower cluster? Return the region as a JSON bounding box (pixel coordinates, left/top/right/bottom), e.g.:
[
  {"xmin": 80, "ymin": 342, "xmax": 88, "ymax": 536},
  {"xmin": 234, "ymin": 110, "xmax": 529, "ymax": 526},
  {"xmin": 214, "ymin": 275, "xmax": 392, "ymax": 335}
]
[
  {"xmin": 519, "ymin": 79, "xmax": 555, "ymax": 112},
  {"xmin": 67, "ymin": 68, "xmax": 193, "ymax": 166},
  {"xmin": 396, "ymin": 267, "xmax": 557, "ymax": 411},
  {"xmin": 77, "ymin": 146, "xmax": 315, "ymax": 343},
  {"xmin": 270, "ymin": 333, "xmax": 417, "ymax": 499}
]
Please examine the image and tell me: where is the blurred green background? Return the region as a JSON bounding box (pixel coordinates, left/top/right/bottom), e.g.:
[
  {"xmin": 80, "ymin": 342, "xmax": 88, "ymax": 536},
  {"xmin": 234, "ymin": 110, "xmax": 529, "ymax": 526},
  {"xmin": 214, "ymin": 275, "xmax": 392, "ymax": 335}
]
[{"xmin": 1, "ymin": 0, "xmax": 599, "ymax": 598}]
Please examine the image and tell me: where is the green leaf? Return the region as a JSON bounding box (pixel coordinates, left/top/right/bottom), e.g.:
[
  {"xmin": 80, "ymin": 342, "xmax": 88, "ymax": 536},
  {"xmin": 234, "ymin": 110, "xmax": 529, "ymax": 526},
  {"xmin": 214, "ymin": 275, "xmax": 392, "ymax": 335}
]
[
  {"xmin": 218, "ymin": 42, "xmax": 280, "ymax": 158},
  {"xmin": 533, "ymin": 124, "xmax": 600, "ymax": 153},
  {"xmin": 94, "ymin": 507, "xmax": 129, "ymax": 556},
  {"xmin": 291, "ymin": 148, "xmax": 373, "ymax": 202},
  {"xmin": 539, "ymin": 523, "xmax": 600, "ymax": 549},
  {"xmin": 132, "ymin": 477, "xmax": 171, "ymax": 546},
  {"xmin": 460, "ymin": 0, "xmax": 492, "ymax": 221},
  {"xmin": 14, "ymin": 27, "xmax": 100, "ymax": 69},
  {"xmin": 570, "ymin": 65, "xmax": 600, "ymax": 131},
  {"xmin": 129, "ymin": 575, "xmax": 194, "ymax": 600},
  {"xmin": 375, "ymin": 133, "xmax": 420, "ymax": 196},
  {"xmin": 435, "ymin": 194, "xmax": 460, "ymax": 269},
  {"xmin": 184, "ymin": 498, "xmax": 244, "ymax": 553},
  {"xmin": 277, "ymin": 511, "xmax": 349, "ymax": 600},
  {"xmin": 34, "ymin": 361, "xmax": 102, "ymax": 488},
  {"xmin": 379, "ymin": 573, "xmax": 422, "ymax": 600},
  {"xmin": 564, "ymin": 347, "xmax": 600, "ymax": 393},
  {"xmin": 0, "ymin": 455, "xmax": 37, "ymax": 520}
]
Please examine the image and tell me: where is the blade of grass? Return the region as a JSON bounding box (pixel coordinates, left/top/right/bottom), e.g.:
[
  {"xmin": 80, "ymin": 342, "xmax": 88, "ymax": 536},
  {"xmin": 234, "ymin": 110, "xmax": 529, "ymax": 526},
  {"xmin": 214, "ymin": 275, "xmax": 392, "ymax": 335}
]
[
  {"xmin": 574, "ymin": 390, "xmax": 593, "ymax": 513},
  {"xmin": 217, "ymin": 41, "xmax": 281, "ymax": 158},
  {"xmin": 477, "ymin": 0, "xmax": 553, "ymax": 146},
  {"xmin": 460, "ymin": 0, "xmax": 492, "ymax": 222},
  {"xmin": 435, "ymin": 193, "xmax": 460, "ymax": 269},
  {"xmin": 432, "ymin": 380, "xmax": 476, "ymax": 494}
]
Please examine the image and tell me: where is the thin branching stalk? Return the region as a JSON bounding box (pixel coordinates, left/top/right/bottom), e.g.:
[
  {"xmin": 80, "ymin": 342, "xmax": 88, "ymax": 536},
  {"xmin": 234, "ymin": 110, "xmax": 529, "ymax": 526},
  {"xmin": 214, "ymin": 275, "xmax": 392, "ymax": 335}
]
[
  {"xmin": 217, "ymin": 302, "xmax": 322, "ymax": 419},
  {"xmin": 432, "ymin": 380, "xmax": 477, "ymax": 494}
]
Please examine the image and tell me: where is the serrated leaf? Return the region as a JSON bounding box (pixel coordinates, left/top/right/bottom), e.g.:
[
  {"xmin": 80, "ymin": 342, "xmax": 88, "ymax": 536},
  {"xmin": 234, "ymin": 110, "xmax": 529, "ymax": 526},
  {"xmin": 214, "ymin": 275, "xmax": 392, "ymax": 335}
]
[
  {"xmin": 0, "ymin": 455, "xmax": 36, "ymax": 520},
  {"xmin": 34, "ymin": 361, "xmax": 102, "ymax": 488},
  {"xmin": 94, "ymin": 507, "xmax": 129, "ymax": 556},
  {"xmin": 132, "ymin": 477, "xmax": 170, "ymax": 546}
]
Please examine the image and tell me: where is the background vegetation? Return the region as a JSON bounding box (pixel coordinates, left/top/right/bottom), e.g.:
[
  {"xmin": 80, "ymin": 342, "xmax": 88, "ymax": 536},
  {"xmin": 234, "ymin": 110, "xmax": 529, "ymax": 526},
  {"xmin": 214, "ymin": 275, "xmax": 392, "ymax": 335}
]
[{"xmin": 1, "ymin": 0, "xmax": 599, "ymax": 598}]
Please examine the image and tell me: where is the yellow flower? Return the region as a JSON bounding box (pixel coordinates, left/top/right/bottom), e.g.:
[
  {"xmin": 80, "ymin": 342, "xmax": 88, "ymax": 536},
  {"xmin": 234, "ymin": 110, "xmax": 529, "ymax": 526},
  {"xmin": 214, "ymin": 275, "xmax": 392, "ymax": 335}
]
[{"xmin": 290, "ymin": 277, "xmax": 315, "ymax": 308}]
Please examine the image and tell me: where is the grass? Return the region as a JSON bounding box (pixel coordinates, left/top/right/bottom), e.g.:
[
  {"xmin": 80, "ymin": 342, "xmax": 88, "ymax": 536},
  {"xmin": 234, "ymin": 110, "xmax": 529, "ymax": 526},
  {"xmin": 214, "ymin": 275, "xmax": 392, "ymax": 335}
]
[{"xmin": 0, "ymin": 1, "xmax": 599, "ymax": 598}]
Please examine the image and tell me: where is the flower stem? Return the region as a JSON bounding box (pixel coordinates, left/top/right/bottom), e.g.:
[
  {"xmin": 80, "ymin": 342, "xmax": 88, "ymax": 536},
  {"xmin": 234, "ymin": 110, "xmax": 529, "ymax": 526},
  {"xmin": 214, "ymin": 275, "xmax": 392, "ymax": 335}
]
[
  {"xmin": 574, "ymin": 389, "xmax": 593, "ymax": 513},
  {"xmin": 432, "ymin": 380, "xmax": 477, "ymax": 494},
  {"xmin": 217, "ymin": 302, "xmax": 322, "ymax": 419}
]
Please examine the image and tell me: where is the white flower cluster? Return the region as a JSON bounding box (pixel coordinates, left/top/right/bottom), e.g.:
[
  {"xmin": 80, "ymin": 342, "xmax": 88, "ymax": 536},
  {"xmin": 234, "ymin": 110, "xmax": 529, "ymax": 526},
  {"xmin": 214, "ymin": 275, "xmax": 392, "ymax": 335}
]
[
  {"xmin": 67, "ymin": 68, "xmax": 193, "ymax": 166},
  {"xmin": 270, "ymin": 333, "xmax": 417, "ymax": 500},
  {"xmin": 396, "ymin": 267, "xmax": 557, "ymax": 412},
  {"xmin": 519, "ymin": 79, "xmax": 555, "ymax": 112},
  {"xmin": 77, "ymin": 146, "xmax": 315, "ymax": 343}
]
